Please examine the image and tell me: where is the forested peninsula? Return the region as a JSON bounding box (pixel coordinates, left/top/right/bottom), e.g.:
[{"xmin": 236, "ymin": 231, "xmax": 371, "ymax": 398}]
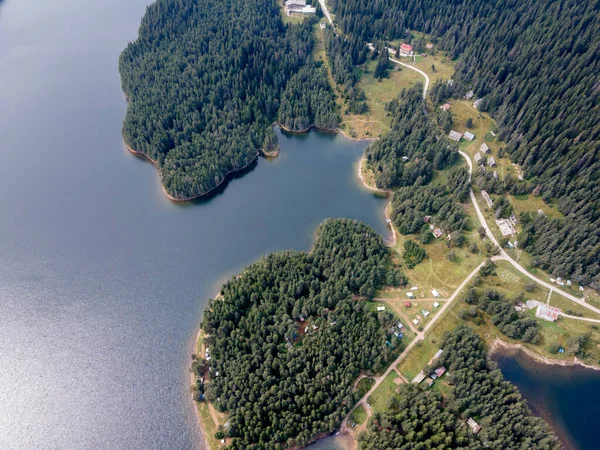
[
  {"xmin": 120, "ymin": 0, "xmax": 337, "ymax": 200},
  {"xmin": 194, "ymin": 219, "xmax": 405, "ymax": 449}
]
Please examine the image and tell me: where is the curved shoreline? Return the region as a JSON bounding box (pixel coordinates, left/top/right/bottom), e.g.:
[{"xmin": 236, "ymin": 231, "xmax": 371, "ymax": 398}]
[
  {"xmin": 356, "ymin": 156, "xmax": 397, "ymax": 247},
  {"xmin": 125, "ymin": 143, "xmax": 260, "ymax": 202},
  {"xmin": 489, "ymin": 339, "xmax": 600, "ymax": 372},
  {"xmin": 127, "ymin": 123, "xmax": 375, "ymax": 204},
  {"xmin": 277, "ymin": 121, "xmax": 377, "ymax": 142}
]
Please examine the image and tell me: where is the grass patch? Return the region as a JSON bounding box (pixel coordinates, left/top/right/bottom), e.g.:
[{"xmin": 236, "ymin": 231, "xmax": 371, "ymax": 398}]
[
  {"xmin": 367, "ymin": 372, "xmax": 400, "ymax": 412},
  {"xmin": 349, "ymin": 405, "xmax": 368, "ymax": 426}
]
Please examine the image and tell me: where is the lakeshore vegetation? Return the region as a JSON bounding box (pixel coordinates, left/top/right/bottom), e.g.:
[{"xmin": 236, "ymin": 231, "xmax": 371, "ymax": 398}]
[{"xmin": 120, "ymin": 0, "xmax": 337, "ymax": 200}]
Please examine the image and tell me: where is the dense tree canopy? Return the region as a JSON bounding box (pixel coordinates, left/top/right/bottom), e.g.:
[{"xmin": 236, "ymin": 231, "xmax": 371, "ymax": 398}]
[
  {"xmin": 200, "ymin": 219, "xmax": 404, "ymax": 448},
  {"xmin": 360, "ymin": 326, "xmax": 561, "ymax": 449},
  {"xmin": 329, "ymin": 0, "xmax": 600, "ymax": 284},
  {"xmin": 278, "ymin": 62, "xmax": 339, "ymax": 131},
  {"xmin": 120, "ymin": 0, "xmax": 317, "ymax": 199},
  {"xmin": 390, "ymin": 181, "xmax": 469, "ymax": 236},
  {"xmin": 365, "ymin": 84, "xmax": 458, "ymax": 189}
]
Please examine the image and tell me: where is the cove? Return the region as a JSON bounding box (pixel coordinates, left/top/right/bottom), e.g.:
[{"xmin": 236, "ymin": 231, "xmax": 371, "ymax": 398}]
[
  {"xmin": 0, "ymin": 2, "xmax": 388, "ymax": 448},
  {"xmin": 493, "ymin": 349, "xmax": 600, "ymax": 450}
]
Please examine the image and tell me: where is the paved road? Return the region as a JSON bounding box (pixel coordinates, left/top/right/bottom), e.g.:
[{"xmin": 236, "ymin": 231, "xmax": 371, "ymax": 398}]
[
  {"xmin": 457, "ymin": 150, "xmax": 600, "ymax": 315},
  {"xmin": 389, "ymin": 56, "xmax": 430, "ymax": 99},
  {"xmin": 318, "ymin": 0, "xmax": 333, "ymax": 25}
]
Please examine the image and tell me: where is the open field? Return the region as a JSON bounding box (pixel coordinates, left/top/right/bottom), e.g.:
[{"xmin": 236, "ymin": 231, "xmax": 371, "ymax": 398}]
[
  {"xmin": 349, "ymin": 404, "xmax": 368, "ymax": 426},
  {"xmin": 367, "ymin": 372, "xmax": 401, "ymax": 412},
  {"xmin": 340, "ymin": 61, "xmax": 419, "ymax": 138}
]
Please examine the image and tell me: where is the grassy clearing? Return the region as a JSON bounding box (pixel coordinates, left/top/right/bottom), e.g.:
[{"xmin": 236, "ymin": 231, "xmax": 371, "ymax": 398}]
[
  {"xmin": 412, "ymin": 53, "xmax": 454, "ymax": 85},
  {"xmin": 340, "ymin": 61, "xmax": 420, "ymax": 138},
  {"xmin": 508, "ymin": 193, "xmax": 563, "ymax": 220},
  {"xmin": 391, "ymin": 228, "xmax": 485, "ymax": 298},
  {"xmin": 549, "ymin": 291, "xmax": 600, "ymax": 320},
  {"xmin": 349, "ymin": 405, "xmax": 368, "ymax": 426},
  {"xmin": 367, "ymin": 372, "xmax": 400, "ymax": 412},
  {"xmin": 397, "ymin": 310, "xmax": 461, "ymax": 381}
]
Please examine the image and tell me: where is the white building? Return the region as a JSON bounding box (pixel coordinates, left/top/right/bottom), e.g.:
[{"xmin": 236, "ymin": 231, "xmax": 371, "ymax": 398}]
[
  {"xmin": 431, "ymin": 289, "xmax": 440, "ymax": 298},
  {"xmin": 464, "ymin": 131, "xmax": 475, "ymax": 141}
]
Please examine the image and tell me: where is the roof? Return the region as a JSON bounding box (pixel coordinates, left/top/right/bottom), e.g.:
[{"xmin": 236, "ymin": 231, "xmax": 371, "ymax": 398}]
[
  {"xmin": 285, "ymin": 0, "xmax": 306, "ymax": 5},
  {"xmin": 405, "ymin": 301, "xmax": 412, "ymax": 307},
  {"xmin": 464, "ymin": 131, "xmax": 475, "ymax": 140},
  {"xmin": 467, "ymin": 418, "xmax": 481, "ymax": 433},
  {"xmin": 412, "ymin": 371, "xmax": 426, "ymax": 384},
  {"xmin": 377, "ymin": 306, "xmax": 385, "ymax": 311},
  {"xmin": 487, "ymin": 157, "xmax": 496, "ymax": 166},
  {"xmin": 474, "ymin": 152, "xmax": 482, "ymax": 162},
  {"xmin": 400, "ymin": 43, "xmax": 413, "ymax": 51},
  {"xmin": 434, "ymin": 366, "xmax": 446, "ymax": 377},
  {"xmin": 433, "ymin": 349, "xmax": 444, "ymax": 360},
  {"xmin": 448, "ymin": 130, "xmax": 462, "ymax": 141},
  {"xmin": 440, "ymin": 103, "xmax": 451, "ymax": 111},
  {"xmin": 426, "ymin": 43, "xmax": 434, "ymax": 48},
  {"xmin": 431, "ymin": 289, "xmax": 440, "ymax": 297},
  {"xmin": 480, "ymin": 143, "xmax": 490, "ymax": 152}
]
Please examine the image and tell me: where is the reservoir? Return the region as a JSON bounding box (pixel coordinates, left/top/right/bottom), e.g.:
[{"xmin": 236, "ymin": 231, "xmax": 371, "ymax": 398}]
[
  {"xmin": 494, "ymin": 349, "xmax": 600, "ymax": 450},
  {"xmin": 0, "ymin": 0, "xmax": 387, "ymax": 448}
]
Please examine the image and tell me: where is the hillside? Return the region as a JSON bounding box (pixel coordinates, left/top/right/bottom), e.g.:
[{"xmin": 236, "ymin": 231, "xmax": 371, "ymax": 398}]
[{"xmin": 330, "ymin": 0, "xmax": 600, "ymax": 285}]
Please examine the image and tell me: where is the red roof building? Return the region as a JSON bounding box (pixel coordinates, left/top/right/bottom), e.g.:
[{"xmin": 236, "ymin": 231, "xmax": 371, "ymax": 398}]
[{"xmin": 399, "ymin": 43, "xmax": 414, "ymax": 56}]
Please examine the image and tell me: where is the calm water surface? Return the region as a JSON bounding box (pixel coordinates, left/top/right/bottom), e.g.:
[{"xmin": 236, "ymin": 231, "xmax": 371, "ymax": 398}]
[
  {"xmin": 0, "ymin": 1, "xmax": 387, "ymax": 448},
  {"xmin": 495, "ymin": 350, "xmax": 600, "ymax": 450}
]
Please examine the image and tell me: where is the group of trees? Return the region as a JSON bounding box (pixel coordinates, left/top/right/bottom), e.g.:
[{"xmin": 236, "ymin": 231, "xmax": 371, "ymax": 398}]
[
  {"xmin": 120, "ymin": 1, "xmax": 326, "ymax": 199},
  {"xmin": 402, "ymin": 240, "xmax": 426, "ymax": 268},
  {"xmin": 462, "ymin": 288, "xmax": 541, "ymax": 344},
  {"xmin": 519, "ymin": 211, "xmax": 600, "ymax": 287},
  {"xmin": 359, "ymin": 384, "xmax": 477, "ymax": 449},
  {"xmin": 365, "ymin": 84, "xmax": 458, "ymax": 189},
  {"xmin": 199, "ymin": 219, "xmax": 405, "ymax": 448},
  {"xmin": 322, "ymin": 28, "xmax": 368, "ymax": 114},
  {"xmin": 278, "ymin": 62, "xmax": 339, "ymax": 131},
  {"xmin": 390, "ymin": 181, "xmax": 469, "ymax": 238},
  {"xmin": 359, "ymin": 326, "xmax": 560, "ymax": 449},
  {"xmin": 329, "ymin": 0, "xmax": 600, "ymax": 285}
]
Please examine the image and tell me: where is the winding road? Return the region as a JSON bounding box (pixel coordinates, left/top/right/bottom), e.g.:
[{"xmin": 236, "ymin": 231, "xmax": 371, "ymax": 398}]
[
  {"xmin": 457, "ymin": 150, "xmax": 600, "ymax": 315},
  {"xmin": 389, "ymin": 56, "xmax": 430, "ymax": 99}
]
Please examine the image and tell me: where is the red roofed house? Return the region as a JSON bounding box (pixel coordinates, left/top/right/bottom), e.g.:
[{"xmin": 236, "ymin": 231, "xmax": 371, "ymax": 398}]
[
  {"xmin": 399, "ymin": 43, "xmax": 414, "ymax": 57},
  {"xmin": 440, "ymin": 103, "xmax": 451, "ymax": 111}
]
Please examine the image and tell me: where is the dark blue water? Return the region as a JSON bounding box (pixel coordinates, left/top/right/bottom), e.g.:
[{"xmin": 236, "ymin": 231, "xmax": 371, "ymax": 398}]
[
  {"xmin": 0, "ymin": 1, "xmax": 387, "ymax": 448},
  {"xmin": 495, "ymin": 350, "xmax": 600, "ymax": 450}
]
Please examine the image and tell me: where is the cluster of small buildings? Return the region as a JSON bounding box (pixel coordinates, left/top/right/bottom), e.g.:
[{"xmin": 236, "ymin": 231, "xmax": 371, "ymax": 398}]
[
  {"xmin": 412, "ymin": 349, "xmax": 446, "ymax": 388},
  {"xmin": 284, "ymin": 0, "xmax": 316, "ymax": 15},
  {"xmin": 495, "ymin": 213, "xmax": 517, "ymax": 237},
  {"xmin": 393, "ymin": 321, "xmax": 404, "ymax": 341},
  {"xmin": 448, "ymin": 130, "xmax": 475, "ymax": 141},
  {"xmin": 536, "ymin": 304, "xmax": 560, "ymax": 322},
  {"xmin": 549, "ymin": 277, "xmax": 572, "ymax": 287}
]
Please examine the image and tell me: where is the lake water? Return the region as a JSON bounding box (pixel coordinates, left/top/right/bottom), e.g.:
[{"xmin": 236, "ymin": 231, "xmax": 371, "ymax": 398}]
[
  {"xmin": 0, "ymin": 1, "xmax": 388, "ymax": 448},
  {"xmin": 494, "ymin": 349, "xmax": 600, "ymax": 450}
]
